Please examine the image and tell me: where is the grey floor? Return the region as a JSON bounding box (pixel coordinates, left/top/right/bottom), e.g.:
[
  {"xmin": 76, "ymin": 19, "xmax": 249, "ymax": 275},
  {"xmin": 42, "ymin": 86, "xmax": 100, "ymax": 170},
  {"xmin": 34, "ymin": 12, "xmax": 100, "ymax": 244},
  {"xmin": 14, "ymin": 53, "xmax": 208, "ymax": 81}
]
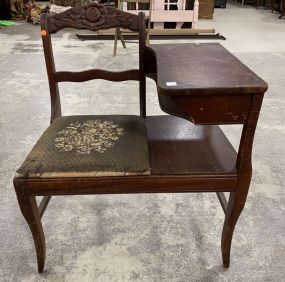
[{"xmin": 1, "ymin": 3, "xmax": 285, "ymax": 282}]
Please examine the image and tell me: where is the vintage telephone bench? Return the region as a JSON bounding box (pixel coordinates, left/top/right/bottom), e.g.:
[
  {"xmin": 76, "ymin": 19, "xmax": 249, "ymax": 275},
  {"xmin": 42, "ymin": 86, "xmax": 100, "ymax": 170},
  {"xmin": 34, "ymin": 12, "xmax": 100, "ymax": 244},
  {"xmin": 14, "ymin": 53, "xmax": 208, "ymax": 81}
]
[{"xmin": 13, "ymin": 3, "xmax": 268, "ymax": 272}]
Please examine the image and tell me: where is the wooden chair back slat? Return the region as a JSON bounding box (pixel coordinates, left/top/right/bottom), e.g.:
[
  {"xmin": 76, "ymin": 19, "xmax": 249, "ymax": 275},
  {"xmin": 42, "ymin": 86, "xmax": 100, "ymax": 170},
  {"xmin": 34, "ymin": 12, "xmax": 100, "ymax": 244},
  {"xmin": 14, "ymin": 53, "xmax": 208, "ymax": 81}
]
[
  {"xmin": 40, "ymin": 2, "xmax": 146, "ymax": 122},
  {"xmin": 54, "ymin": 69, "xmax": 140, "ymax": 83}
]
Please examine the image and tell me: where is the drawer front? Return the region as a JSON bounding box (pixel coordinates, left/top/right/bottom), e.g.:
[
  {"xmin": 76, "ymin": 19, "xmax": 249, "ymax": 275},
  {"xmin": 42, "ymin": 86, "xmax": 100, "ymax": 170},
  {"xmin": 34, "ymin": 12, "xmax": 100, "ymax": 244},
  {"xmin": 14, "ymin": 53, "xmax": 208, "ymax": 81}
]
[{"xmin": 158, "ymin": 94, "xmax": 252, "ymax": 124}]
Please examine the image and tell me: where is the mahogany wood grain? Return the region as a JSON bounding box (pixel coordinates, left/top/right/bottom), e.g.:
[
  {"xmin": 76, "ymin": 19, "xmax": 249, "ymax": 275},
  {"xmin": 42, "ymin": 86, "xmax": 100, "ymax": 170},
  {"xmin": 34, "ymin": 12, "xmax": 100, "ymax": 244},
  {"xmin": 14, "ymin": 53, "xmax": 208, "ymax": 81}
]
[
  {"xmin": 14, "ymin": 182, "xmax": 46, "ymax": 272},
  {"xmin": 148, "ymin": 43, "xmax": 268, "ymax": 96},
  {"xmin": 42, "ymin": 3, "xmax": 140, "ymax": 34},
  {"xmin": 139, "ymin": 12, "xmax": 146, "ymax": 117},
  {"xmin": 40, "ymin": 3, "xmax": 146, "ymax": 122},
  {"xmin": 221, "ymin": 94, "xmax": 264, "ymax": 267},
  {"xmin": 41, "ymin": 29, "xmax": 61, "ymax": 123},
  {"xmin": 14, "ymin": 4, "xmax": 268, "ymax": 272},
  {"xmin": 146, "ymin": 115, "xmax": 237, "ymax": 174},
  {"xmin": 15, "ymin": 176, "xmax": 238, "ymax": 196},
  {"xmin": 145, "ymin": 43, "xmax": 267, "ymax": 268},
  {"xmin": 158, "ymin": 94, "xmax": 251, "ymax": 124},
  {"xmin": 54, "ymin": 69, "xmax": 140, "ymax": 83}
]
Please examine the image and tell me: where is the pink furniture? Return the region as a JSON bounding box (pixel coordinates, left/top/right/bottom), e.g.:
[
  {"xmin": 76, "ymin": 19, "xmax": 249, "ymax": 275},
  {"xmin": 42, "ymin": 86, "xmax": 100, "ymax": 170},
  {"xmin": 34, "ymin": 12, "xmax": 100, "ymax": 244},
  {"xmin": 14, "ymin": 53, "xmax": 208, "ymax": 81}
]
[
  {"xmin": 152, "ymin": 0, "xmax": 199, "ymax": 29},
  {"xmin": 122, "ymin": 0, "xmax": 200, "ymax": 31}
]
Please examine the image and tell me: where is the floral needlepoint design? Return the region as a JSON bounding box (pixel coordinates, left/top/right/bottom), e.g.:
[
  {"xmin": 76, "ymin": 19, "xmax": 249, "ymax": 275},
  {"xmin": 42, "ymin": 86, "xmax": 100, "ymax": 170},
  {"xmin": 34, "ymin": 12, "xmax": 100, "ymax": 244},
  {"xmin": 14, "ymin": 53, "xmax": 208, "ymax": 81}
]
[{"xmin": 55, "ymin": 119, "xmax": 124, "ymax": 154}]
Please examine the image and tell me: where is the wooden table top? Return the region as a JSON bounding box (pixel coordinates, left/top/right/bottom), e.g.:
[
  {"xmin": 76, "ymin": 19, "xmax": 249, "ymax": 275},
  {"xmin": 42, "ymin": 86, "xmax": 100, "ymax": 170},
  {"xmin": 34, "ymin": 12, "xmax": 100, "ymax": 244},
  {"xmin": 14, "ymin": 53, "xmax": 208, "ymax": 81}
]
[{"xmin": 148, "ymin": 43, "xmax": 268, "ymax": 96}]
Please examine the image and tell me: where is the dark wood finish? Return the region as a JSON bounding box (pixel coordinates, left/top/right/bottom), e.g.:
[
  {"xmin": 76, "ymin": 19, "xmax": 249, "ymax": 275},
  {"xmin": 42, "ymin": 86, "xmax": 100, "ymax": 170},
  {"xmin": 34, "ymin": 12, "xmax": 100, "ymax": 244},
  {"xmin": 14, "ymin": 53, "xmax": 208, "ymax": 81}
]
[
  {"xmin": 14, "ymin": 4, "xmax": 267, "ymax": 272},
  {"xmin": 145, "ymin": 43, "xmax": 267, "ymax": 268},
  {"xmin": 14, "ymin": 182, "xmax": 46, "ymax": 273},
  {"xmin": 40, "ymin": 3, "xmax": 146, "ymax": 122},
  {"xmin": 15, "ymin": 176, "xmax": 237, "ymax": 195},
  {"xmin": 39, "ymin": 196, "xmax": 51, "ymax": 219},
  {"xmin": 139, "ymin": 12, "xmax": 146, "ymax": 117},
  {"xmin": 14, "ymin": 4, "xmax": 146, "ymax": 273},
  {"xmin": 41, "ymin": 27, "xmax": 61, "ymax": 123},
  {"xmin": 42, "ymin": 3, "xmax": 140, "ymax": 34},
  {"xmin": 54, "ymin": 69, "xmax": 140, "ymax": 82},
  {"xmin": 146, "ymin": 116, "xmax": 237, "ymax": 175},
  {"xmin": 158, "ymin": 94, "xmax": 251, "ymax": 124},
  {"xmin": 221, "ymin": 94, "xmax": 264, "ymax": 267},
  {"xmin": 217, "ymin": 192, "xmax": 228, "ymax": 214},
  {"xmin": 148, "ymin": 43, "xmax": 268, "ymax": 96}
]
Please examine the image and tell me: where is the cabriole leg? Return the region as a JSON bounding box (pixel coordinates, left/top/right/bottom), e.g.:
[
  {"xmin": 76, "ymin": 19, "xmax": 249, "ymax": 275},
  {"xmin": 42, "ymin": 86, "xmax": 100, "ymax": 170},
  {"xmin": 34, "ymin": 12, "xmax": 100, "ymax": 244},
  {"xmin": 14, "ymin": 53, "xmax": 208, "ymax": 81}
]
[
  {"xmin": 221, "ymin": 176, "xmax": 251, "ymax": 268},
  {"xmin": 14, "ymin": 182, "xmax": 46, "ymax": 273}
]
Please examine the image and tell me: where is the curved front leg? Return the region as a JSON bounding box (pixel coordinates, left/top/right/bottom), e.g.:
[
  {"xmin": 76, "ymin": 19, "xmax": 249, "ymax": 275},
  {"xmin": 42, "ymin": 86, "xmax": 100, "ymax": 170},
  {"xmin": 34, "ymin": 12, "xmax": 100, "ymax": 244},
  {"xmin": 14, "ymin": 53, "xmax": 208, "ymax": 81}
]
[
  {"xmin": 221, "ymin": 174, "xmax": 251, "ymax": 268},
  {"xmin": 14, "ymin": 181, "xmax": 46, "ymax": 273}
]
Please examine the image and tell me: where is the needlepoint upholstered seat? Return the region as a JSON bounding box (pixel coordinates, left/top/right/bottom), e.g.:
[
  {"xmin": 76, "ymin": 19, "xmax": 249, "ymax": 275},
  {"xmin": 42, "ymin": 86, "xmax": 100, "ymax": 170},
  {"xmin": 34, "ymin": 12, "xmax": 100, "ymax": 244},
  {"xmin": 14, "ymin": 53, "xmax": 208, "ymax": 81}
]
[{"xmin": 15, "ymin": 115, "xmax": 150, "ymax": 179}]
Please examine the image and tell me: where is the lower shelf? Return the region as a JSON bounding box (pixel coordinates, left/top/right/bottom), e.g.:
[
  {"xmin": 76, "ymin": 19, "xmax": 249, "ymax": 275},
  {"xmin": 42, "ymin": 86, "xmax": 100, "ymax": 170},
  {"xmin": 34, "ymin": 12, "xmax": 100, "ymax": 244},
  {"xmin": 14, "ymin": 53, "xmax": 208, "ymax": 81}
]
[{"xmin": 146, "ymin": 115, "xmax": 237, "ymax": 176}]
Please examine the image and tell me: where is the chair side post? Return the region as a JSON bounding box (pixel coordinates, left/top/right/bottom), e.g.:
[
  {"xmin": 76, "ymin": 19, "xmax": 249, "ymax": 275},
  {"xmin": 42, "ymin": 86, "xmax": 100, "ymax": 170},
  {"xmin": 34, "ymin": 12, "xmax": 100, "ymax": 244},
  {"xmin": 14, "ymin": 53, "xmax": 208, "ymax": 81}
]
[
  {"xmin": 139, "ymin": 12, "xmax": 147, "ymax": 118},
  {"xmin": 41, "ymin": 16, "xmax": 62, "ymax": 123}
]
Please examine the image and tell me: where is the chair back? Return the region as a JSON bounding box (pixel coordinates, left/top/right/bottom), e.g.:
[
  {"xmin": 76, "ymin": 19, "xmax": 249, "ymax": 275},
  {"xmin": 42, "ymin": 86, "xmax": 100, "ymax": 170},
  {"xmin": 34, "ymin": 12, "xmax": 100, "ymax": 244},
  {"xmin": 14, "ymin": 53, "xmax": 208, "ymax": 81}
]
[{"xmin": 40, "ymin": 2, "xmax": 147, "ymax": 122}]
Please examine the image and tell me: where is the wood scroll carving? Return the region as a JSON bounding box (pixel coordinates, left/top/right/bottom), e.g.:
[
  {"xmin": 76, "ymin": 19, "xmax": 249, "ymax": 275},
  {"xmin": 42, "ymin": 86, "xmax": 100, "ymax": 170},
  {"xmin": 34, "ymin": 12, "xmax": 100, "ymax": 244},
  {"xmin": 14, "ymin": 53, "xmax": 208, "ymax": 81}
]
[{"xmin": 41, "ymin": 2, "xmax": 140, "ymax": 34}]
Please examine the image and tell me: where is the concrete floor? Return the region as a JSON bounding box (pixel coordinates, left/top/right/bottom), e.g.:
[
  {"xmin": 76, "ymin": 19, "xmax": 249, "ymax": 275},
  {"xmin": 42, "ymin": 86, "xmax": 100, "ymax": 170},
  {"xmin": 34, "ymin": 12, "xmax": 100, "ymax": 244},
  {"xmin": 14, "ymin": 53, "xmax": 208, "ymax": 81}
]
[{"xmin": 0, "ymin": 3, "xmax": 285, "ymax": 282}]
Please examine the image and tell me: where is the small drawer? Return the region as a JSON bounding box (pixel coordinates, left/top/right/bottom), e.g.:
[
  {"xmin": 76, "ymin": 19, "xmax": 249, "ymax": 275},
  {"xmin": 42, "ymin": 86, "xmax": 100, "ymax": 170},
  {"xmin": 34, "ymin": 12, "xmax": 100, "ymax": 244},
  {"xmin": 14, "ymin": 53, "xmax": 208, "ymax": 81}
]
[{"xmin": 158, "ymin": 94, "xmax": 252, "ymax": 124}]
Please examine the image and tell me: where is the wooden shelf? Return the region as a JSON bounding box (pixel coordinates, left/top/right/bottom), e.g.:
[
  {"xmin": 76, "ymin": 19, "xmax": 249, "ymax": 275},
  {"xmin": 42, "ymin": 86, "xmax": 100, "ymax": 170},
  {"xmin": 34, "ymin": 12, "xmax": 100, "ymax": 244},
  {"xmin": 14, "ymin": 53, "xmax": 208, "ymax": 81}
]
[{"xmin": 146, "ymin": 115, "xmax": 237, "ymax": 175}]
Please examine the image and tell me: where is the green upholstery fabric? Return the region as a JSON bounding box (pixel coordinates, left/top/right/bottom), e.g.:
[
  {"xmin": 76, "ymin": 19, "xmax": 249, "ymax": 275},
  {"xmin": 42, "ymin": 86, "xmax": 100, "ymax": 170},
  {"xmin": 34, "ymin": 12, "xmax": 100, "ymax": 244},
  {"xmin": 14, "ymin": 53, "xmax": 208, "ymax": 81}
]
[{"xmin": 16, "ymin": 115, "xmax": 150, "ymax": 178}]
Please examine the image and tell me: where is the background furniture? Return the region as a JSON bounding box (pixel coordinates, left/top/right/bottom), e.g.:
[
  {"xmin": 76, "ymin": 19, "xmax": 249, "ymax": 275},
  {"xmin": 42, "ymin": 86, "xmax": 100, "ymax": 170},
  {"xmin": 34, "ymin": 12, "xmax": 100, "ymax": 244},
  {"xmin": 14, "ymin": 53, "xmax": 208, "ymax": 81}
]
[
  {"xmin": 113, "ymin": 0, "xmax": 153, "ymax": 56},
  {"xmin": 200, "ymin": 0, "xmax": 215, "ymax": 18},
  {"xmin": 150, "ymin": 0, "xmax": 199, "ymax": 29},
  {"xmin": 262, "ymin": 0, "xmax": 284, "ymax": 18},
  {"xmin": 215, "ymin": 0, "xmax": 227, "ymax": 8},
  {"xmin": 0, "ymin": 0, "xmax": 11, "ymax": 20},
  {"xmin": 117, "ymin": 0, "xmax": 215, "ymax": 35}
]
